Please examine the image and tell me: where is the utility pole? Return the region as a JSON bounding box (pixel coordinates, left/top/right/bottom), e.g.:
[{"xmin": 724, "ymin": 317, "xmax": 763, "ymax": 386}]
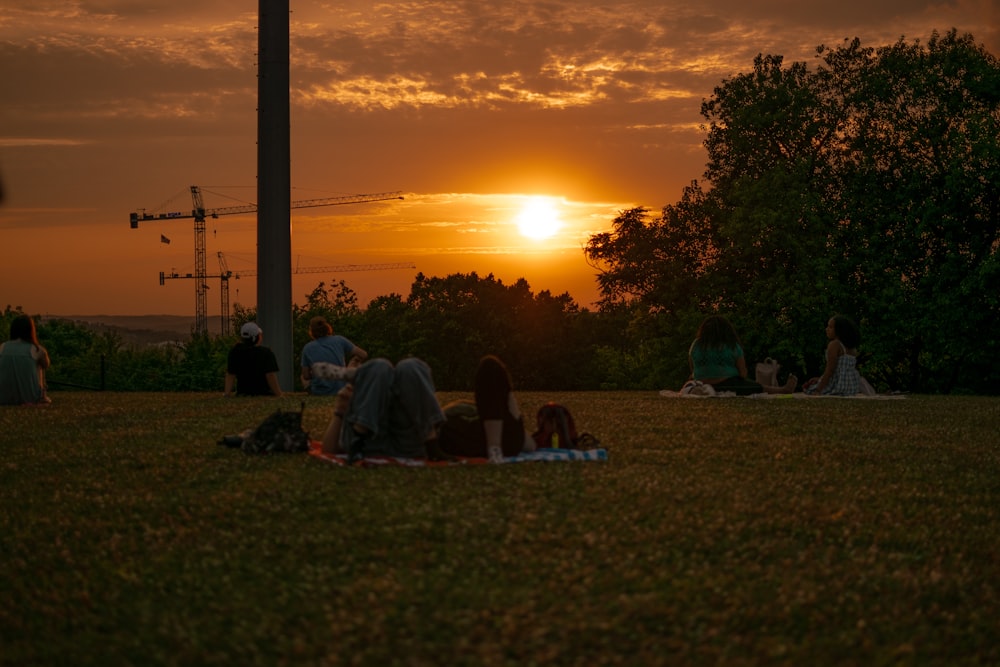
[{"xmin": 257, "ymin": 0, "xmax": 293, "ymax": 391}]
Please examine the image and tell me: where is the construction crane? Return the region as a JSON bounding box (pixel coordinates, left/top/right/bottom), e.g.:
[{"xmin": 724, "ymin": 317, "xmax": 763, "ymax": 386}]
[
  {"xmin": 160, "ymin": 252, "xmax": 416, "ymax": 335},
  {"xmin": 131, "ymin": 185, "xmax": 405, "ymax": 334}
]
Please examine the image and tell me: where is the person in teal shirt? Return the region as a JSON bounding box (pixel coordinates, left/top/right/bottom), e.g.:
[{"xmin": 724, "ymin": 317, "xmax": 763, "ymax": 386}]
[
  {"xmin": 687, "ymin": 315, "xmax": 797, "ymax": 396},
  {"xmin": 0, "ymin": 315, "xmax": 51, "ymax": 405}
]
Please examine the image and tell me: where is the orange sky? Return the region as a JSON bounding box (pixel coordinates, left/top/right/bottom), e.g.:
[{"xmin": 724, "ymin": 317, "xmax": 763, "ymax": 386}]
[{"xmin": 1, "ymin": 1, "xmax": 996, "ymax": 321}]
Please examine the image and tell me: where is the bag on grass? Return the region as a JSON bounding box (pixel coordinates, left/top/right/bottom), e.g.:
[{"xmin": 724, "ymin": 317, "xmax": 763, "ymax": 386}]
[
  {"xmin": 532, "ymin": 402, "xmax": 600, "ymax": 449},
  {"xmin": 755, "ymin": 357, "xmax": 781, "ymax": 387},
  {"xmin": 680, "ymin": 380, "xmax": 717, "ymax": 396},
  {"xmin": 219, "ymin": 403, "xmax": 310, "ymax": 454}
]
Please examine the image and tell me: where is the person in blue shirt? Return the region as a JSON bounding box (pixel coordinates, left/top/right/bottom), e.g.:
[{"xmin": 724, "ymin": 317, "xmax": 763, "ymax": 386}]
[{"xmin": 299, "ymin": 316, "xmax": 367, "ymax": 395}]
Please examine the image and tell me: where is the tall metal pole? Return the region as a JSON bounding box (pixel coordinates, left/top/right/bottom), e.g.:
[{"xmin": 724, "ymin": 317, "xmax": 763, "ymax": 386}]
[{"xmin": 257, "ymin": 0, "xmax": 293, "ymax": 391}]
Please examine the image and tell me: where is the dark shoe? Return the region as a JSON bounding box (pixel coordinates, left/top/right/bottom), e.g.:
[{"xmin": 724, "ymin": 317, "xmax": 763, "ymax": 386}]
[
  {"xmin": 346, "ymin": 430, "xmax": 368, "ymax": 464},
  {"xmin": 425, "ymin": 438, "xmax": 457, "ymax": 462},
  {"xmin": 218, "ymin": 434, "xmax": 245, "ymax": 448}
]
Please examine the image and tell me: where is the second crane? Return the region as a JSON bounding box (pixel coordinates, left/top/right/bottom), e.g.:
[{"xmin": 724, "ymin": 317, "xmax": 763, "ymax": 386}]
[{"xmin": 130, "ymin": 186, "xmax": 405, "ymax": 335}]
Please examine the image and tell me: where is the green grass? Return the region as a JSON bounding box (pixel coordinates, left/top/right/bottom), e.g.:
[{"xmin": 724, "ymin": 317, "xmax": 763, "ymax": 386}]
[{"xmin": 2, "ymin": 391, "xmax": 998, "ymax": 666}]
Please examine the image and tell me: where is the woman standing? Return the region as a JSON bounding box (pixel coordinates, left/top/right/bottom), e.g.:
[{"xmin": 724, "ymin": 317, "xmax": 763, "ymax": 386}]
[{"xmin": 0, "ymin": 315, "xmax": 51, "ymax": 405}]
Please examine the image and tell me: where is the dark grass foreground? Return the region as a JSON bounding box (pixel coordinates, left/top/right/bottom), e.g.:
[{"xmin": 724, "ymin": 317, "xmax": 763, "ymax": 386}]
[{"xmin": 1, "ymin": 392, "xmax": 998, "ymax": 666}]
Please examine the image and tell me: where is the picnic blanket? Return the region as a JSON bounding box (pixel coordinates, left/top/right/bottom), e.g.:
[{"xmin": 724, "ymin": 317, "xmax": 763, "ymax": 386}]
[
  {"xmin": 659, "ymin": 390, "xmax": 906, "ymax": 400},
  {"xmin": 308, "ymin": 441, "xmax": 609, "ymax": 467}
]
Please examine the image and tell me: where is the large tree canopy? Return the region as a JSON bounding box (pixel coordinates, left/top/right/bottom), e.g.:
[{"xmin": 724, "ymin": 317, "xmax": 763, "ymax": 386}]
[{"xmin": 586, "ymin": 30, "xmax": 1000, "ymax": 392}]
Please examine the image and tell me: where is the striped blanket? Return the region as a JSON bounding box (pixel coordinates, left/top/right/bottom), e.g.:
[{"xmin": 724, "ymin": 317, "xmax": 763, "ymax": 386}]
[
  {"xmin": 659, "ymin": 389, "xmax": 905, "ymax": 400},
  {"xmin": 309, "ymin": 442, "xmax": 609, "ymax": 467}
]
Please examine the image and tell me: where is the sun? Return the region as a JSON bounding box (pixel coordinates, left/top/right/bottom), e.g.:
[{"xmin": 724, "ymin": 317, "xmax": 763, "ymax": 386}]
[{"xmin": 516, "ymin": 197, "xmax": 562, "ymax": 240}]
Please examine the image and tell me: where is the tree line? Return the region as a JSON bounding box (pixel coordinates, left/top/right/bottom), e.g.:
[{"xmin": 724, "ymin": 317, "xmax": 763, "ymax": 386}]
[
  {"xmin": 2, "ymin": 275, "xmax": 619, "ymax": 394},
  {"xmin": 4, "ymin": 30, "xmax": 997, "ymax": 394}
]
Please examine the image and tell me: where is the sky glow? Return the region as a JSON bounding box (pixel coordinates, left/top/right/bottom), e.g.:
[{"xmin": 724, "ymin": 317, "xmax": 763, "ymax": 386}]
[{"xmin": 0, "ymin": 0, "xmax": 995, "ymax": 318}]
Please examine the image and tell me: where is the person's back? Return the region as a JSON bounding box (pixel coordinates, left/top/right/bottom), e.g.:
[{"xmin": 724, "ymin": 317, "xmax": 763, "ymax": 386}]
[
  {"xmin": 0, "ymin": 339, "xmax": 45, "ymax": 404},
  {"xmin": 228, "ymin": 343, "xmax": 277, "ymax": 395},
  {"xmin": 686, "ymin": 315, "xmax": 796, "ymax": 395},
  {"xmin": 0, "ymin": 315, "xmax": 50, "ymax": 405},
  {"xmin": 689, "ymin": 339, "xmax": 742, "ymax": 381},
  {"xmin": 225, "ymin": 322, "xmax": 281, "ymax": 397},
  {"xmin": 300, "ymin": 316, "xmax": 366, "ymax": 395},
  {"xmin": 301, "ymin": 335, "xmax": 356, "ymax": 394}
]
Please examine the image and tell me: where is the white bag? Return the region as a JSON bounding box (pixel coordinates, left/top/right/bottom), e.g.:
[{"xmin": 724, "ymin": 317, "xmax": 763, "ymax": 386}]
[{"xmin": 755, "ymin": 357, "xmax": 780, "ymax": 386}]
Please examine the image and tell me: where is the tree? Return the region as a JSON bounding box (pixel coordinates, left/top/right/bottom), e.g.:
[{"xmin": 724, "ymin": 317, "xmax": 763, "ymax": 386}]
[
  {"xmin": 832, "ymin": 31, "xmax": 1000, "ymax": 391},
  {"xmin": 587, "ymin": 30, "xmax": 1000, "ymax": 392},
  {"xmin": 360, "ymin": 293, "xmax": 421, "ymax": 362},
  {"xmin": 404, "ymin": 272, "xmax": 527, "ymax": 389},
  {"xmin": 398, "ymin": 272, "xmax": 595, "ymax": 390}
]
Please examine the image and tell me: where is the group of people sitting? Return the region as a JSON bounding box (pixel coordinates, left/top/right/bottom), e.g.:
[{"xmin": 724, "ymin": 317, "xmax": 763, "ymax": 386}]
[
  {"xmin": 223, "ymin": 316, "xmax": 538, "ymax": 461},
  {"xmin": 223, "ymin": 315, "xmax": 366, "ymax": 399},
  {"xmin": 310, "ymin": 353, "xmax": 534, "ymax": 463},
  {"xmin": 4, "ymin": 311, "xmax": 869, "ymax": 460},
  {"xmin": 684, "ymin": 314, "xmax": 864, "ymax": 397}
]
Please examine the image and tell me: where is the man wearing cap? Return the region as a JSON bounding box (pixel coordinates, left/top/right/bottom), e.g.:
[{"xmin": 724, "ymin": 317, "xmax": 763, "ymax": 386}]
[
  {"xmin": 224, "ymin": 322, "xmax": 282, "ymax": 397},
  {"xmin": 299, "ymin": 316, "xmax": 367, "ymax": 395}
]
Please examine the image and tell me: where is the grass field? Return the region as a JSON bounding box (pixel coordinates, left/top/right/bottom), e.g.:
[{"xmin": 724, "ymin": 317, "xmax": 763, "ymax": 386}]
[{"xmin": 2, "ymin": 391, "xmax": 998, "ymax": 666}]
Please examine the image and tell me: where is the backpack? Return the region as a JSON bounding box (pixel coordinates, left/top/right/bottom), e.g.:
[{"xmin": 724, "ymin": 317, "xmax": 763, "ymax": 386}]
[
  {"xmin": 532, "ymin": 402, "xmax": 600, "ymax": 449},
  {"xmin": 219, "ymin": 403, "xmax": 311, "ymax": 454}
]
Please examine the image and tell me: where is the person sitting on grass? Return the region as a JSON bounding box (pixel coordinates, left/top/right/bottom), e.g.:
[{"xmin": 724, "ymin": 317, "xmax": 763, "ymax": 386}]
[
  {"xmin": 224, "ymin": 322, "xmax": 282, "ymax": 397},
  {"xmin": 436, "ymin": 354, "xmax": 537, "ymax": 463},
  {"xmin": 686, "ymin": 315, "xmax": 797, "ymax": 396},
  {"xmin": 0, "ymin": 314, "xmax": 51, "ymax": 405},
  {"xmin": 299, "ymin": 315, "xmax": 367, "ymax": 395},
  {"xmin": 803, "ymin": 315, "xmax": 862, "ymax": 396}
]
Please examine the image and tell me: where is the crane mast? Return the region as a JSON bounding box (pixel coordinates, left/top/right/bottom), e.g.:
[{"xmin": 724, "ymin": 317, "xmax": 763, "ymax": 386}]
[
  {"xmin": 192, "ymin": 187, "xmax": 208, "ymax": 335},
  {"xmin": 131, "ymin": 186, "xmax": 405, "ymax": 334}
]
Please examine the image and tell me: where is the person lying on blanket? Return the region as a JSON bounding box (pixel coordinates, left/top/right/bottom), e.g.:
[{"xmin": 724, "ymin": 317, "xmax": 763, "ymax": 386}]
[
  {"xmin": 316, "ymin": 357, "xmax": 445, "ymax": 463},
  {"xmin": 314, "ymin": 354, "xmax": 536, "ymax": 463},
  {"xmin": 687, "ymin": 315, "xmax": 798, "ymax": 396}
]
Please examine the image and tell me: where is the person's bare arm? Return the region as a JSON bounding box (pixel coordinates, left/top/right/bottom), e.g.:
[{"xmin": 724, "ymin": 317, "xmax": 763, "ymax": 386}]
[
  {"xmin": 815, "ymin": 340, "xmax": 840, "ymax": 393},
  {"xmin": 321, "ymin": 385, "xmax": 354, "ymax": 454},
  {"xmin": 33, "ymin": 345, "xmax": 50, "ymax": 371},
  {"xmin": 350, "ymin": 345, "xmax": 368, "ymax": 364},
  {"xmin": 266, "ymin": 372, "xmax": 283, "ymax": 397}
]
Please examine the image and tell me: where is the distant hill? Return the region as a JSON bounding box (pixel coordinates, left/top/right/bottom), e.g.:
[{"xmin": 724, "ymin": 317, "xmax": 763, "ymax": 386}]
[{"xmin": 45, "ymin": 314, "xmax": 221, "ymax": 345}]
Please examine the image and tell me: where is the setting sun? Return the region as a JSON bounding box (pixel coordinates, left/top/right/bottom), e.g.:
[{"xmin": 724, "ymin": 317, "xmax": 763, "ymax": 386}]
[{"xmin": 516, "ymin": 197, "xmax": 562, "ymax": 240}]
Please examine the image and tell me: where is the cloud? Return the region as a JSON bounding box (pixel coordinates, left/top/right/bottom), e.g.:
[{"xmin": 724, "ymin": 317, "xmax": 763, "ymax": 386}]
[{"xmin": 0, "ymin": 138, "xmax": 93, "ymax": 147}]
